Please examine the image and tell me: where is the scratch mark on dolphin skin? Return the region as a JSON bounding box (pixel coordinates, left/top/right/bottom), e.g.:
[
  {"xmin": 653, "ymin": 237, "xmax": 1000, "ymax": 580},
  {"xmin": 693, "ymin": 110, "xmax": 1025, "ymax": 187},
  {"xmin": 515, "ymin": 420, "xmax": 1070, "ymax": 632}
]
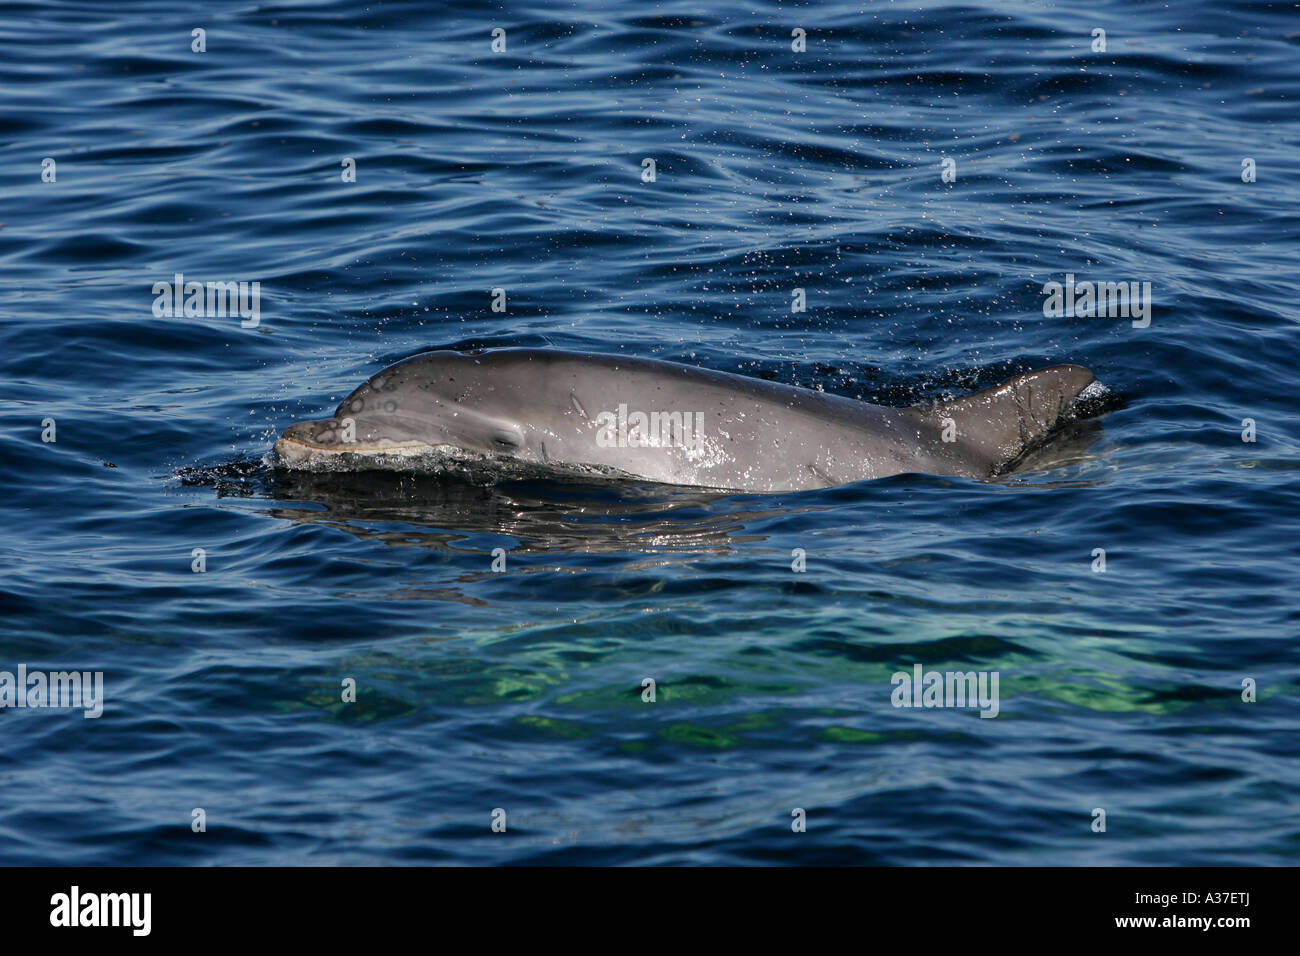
[
  {"xmin": 1016, "ymin": 383, "xmax": 1029, "ymax": 449},
  {"xmin": 540, "ymin": 441, "xmax": 549, "ymax": 463},
  {"xmin": 808, "ymin": 463, "xmax": 835, "ymax": 486},
  {"xmin": 570, "ymin": 393, "xmax": 588, "ymax": 419}
]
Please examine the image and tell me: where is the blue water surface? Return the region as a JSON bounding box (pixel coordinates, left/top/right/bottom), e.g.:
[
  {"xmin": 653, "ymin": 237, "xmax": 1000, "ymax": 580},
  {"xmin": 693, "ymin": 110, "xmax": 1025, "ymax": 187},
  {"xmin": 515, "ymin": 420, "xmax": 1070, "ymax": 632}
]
[{"xmin": 1, "ymin": 0, "xmax": 1297, "ymax": 864}]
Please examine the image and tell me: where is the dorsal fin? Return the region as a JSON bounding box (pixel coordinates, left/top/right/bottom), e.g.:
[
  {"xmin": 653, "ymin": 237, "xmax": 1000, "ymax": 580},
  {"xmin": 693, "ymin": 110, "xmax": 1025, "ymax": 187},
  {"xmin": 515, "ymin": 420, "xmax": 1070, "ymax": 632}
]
[{"xmin": 910, "ymin": 364, "xmax": 1096, "ymax": 470}]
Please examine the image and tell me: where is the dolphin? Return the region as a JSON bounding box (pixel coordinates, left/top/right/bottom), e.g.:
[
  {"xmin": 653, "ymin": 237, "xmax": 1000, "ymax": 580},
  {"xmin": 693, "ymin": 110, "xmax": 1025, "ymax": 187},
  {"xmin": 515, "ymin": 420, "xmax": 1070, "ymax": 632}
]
[{"xmin": 273, "ymin": 348, "xmax": 1102, "ymax": 492}]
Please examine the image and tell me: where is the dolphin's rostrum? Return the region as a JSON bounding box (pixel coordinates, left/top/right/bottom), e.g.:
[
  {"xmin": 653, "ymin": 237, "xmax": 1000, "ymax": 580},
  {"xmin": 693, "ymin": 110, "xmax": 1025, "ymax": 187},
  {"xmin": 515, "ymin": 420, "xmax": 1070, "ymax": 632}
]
[{"xmin": 274, "ymin": 348, "xmax": 1101, "ymax": 492}]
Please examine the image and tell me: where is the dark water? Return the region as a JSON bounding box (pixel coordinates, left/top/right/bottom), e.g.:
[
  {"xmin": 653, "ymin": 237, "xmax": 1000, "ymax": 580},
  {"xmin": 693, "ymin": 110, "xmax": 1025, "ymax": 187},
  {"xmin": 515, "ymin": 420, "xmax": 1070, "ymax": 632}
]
[{"xmin": 2, "ymin": 0, "xmax": 1297, "ymax": 865}]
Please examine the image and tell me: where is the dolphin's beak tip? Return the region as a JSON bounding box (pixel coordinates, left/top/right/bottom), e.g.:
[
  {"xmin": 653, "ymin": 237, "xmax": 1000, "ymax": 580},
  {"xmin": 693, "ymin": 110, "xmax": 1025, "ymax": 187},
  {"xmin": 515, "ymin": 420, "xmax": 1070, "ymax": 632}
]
[{"xmin": 273, "ymin": 435, "xmax": 311, "ymax": 463}]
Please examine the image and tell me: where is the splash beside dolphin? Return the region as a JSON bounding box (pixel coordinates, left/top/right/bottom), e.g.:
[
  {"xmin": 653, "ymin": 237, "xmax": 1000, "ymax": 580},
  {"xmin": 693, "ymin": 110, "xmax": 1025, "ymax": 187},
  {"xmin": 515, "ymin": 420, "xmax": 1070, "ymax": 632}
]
[{"xmin": 273, "ymin": 348, "xmax": 1103, "ymax": 492}]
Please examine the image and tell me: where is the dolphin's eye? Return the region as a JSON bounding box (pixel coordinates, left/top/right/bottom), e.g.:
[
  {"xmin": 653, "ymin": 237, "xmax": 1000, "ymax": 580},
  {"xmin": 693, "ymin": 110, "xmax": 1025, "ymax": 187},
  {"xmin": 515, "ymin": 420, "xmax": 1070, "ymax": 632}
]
[{"xmin": 492, "ymin": 431, "xmax": 522, "ymax": 449}]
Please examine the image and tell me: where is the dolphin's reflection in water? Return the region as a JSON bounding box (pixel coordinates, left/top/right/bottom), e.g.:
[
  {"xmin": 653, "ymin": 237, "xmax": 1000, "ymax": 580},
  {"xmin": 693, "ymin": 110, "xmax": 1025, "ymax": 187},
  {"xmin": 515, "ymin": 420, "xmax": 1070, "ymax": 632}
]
[{"xmin": 266, "ymin": 469, "xmax": 811, "ymax": 557}]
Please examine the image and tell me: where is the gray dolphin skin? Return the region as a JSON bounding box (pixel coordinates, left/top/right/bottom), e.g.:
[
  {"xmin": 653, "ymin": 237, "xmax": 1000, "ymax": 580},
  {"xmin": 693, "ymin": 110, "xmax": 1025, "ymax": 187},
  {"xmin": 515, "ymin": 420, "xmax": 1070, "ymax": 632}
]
[{"xmin": 273, "ymin": 348, "xmax": 1099, "ymax": 492}]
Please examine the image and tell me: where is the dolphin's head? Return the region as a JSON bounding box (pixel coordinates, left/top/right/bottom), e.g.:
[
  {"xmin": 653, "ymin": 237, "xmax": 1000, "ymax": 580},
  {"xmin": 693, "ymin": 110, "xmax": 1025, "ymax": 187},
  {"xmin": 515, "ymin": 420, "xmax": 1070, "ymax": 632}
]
[{"xmin": 274, "ymin": 351, "xmax": 535, "ymax": 466}]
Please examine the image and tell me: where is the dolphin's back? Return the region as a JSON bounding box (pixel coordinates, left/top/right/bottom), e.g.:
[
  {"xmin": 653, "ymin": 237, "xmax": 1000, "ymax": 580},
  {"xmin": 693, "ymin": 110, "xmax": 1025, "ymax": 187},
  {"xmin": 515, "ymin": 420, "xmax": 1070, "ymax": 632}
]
[{"xmin": 482, "ymin": 351, "xmax": 1097, "ymax": 490}]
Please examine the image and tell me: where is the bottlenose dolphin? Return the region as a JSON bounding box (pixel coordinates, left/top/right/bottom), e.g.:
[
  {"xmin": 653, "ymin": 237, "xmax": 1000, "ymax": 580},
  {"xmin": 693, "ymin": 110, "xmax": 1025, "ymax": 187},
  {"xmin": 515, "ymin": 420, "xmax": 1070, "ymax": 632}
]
[{"xmin": 273, "ymin": 348, "xmax": 1101, "ymax": 492}]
